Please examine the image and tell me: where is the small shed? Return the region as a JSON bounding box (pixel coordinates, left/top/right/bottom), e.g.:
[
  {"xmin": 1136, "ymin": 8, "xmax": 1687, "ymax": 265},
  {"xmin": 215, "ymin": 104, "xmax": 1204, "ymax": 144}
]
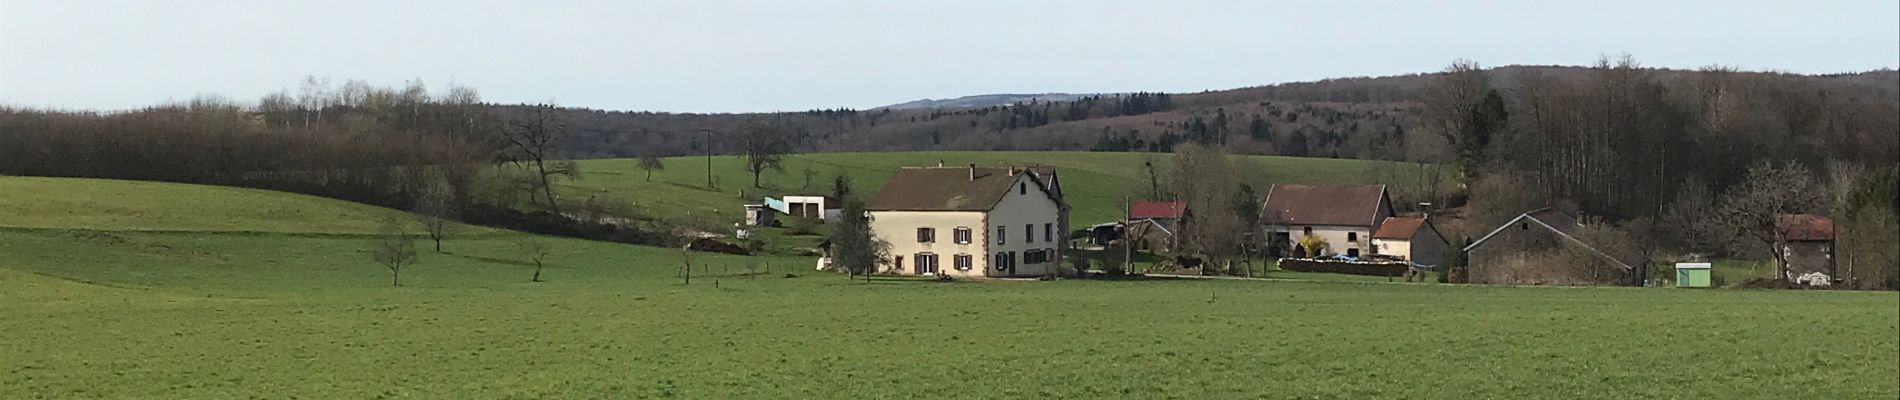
[
  {"xmin": 1675, "ymin": 262, "xmax": 1712, "ymax": 288},
  {"xmin": 744, "ymin": 203, "xmax": 777, "ymax": 227}
]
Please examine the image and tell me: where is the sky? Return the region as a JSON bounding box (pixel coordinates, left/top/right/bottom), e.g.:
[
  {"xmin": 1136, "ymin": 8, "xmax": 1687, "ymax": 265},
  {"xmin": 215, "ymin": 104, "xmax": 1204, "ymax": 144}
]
[{"xmin": 3, "ymin": 0, "xmax": 1897, "ymax": 113}]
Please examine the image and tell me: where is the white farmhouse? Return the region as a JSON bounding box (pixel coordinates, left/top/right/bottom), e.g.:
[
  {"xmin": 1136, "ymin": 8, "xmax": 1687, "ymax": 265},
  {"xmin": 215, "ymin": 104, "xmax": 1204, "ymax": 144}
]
[
  {"xmin": 1259, "ymin": 184, "xmax": 1394, "ymax": 258},
  {"xmin": 866, "ymin": 165, "xmax": 1064, "ymax": 278}
]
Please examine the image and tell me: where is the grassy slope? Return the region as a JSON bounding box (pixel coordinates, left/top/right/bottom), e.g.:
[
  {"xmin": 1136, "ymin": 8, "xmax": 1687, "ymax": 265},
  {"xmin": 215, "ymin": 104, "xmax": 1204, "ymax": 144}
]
[
  {"xmin": 565, "ymin": 151, "xmax": 1396, "ymax": 227},
  {"xmin": 2, "ymin": 176, "xmax": 1896, "ymax": 399}
]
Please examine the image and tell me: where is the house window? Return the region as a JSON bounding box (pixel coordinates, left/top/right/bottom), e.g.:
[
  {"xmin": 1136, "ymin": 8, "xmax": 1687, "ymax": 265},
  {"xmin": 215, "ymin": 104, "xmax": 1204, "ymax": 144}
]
[
  {"xmin": 1044, "ymin": 223, "xmax": 1053, "ymax": 242},
  {"xmin": 1347, "ymin": 248, "xmax": 1360, "ymax": 258},
  {"xmin": 1347, "ymin": 232, "xmax": 1358, "ymax": 242},
  {"xmin": 1022, "ymin": 249, "xmax": 1058, "ymax": 264},
  {"xmin": 915, "ymin": 253, "xmax": 938, "ymax": 274},
  {"xmin": 953, "ymin": 227, "xmax": 972, "ymax": 244},
  {"xmin": 954, "ymin": 254, "xmax": 972, "ymax": 271},
  {"xmin": 1020, "ymin": 182, "xmax": 1026, "ymax": 195},
  {"xmin": 996, "ymin": 225, "xmax": 1006, "ymax": 244},
  {"xmin": 994, "ymin": 252, "xmax": 1010, "ymax": 271},
  {"xmin": 1025, "ymin": 224, "xmax": 1035, "ymax": 243},
  {"xmin": 917, "ymin": 227, "xmax": 935, "ymax": 243},
  {"xmin": 1302, "ymin": 226, "xmax": 1313, "ymax": 235}
]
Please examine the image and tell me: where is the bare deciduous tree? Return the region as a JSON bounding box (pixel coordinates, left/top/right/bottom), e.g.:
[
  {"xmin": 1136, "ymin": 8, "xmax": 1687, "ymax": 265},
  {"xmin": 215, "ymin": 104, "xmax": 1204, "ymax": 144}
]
[
  {"xmin": 638, "ymin": 154, "xmax": 666, "ymax": 182},
  {"xmin": 737, "ymin": 119, "xmax": 792, "ymax": 188},
  {"xmin": 371, "ymin": 216, "xmax": 419, "ymax": 287},
  {"xmin": 518, "ymin": 240, "xmax": 551, "ymax": 282},
  {"xmin": 1167, "ymin": 143, "xmax": 1248, "ymax": 275},
  {"xmin": 413, "ymin": 174, "xmax": 457, "ymax": 253},
  {"xmin": 827, "ymin": 175, "xmax": 886, "ymax": 282},
  {"xmin": 1716, "ymin": 161, "xmax": 1824, "ymax": 280},
  {"xmin": 503, "ymin": 103, "xmax": 574, "ymax": 211}
]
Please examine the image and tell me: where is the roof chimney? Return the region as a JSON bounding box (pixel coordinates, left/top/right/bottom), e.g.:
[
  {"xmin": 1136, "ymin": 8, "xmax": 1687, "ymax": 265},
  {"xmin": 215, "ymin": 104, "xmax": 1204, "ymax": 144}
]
[{"xmin": 969, "ymin": 163, "xmax": 976, "ymax": 181}]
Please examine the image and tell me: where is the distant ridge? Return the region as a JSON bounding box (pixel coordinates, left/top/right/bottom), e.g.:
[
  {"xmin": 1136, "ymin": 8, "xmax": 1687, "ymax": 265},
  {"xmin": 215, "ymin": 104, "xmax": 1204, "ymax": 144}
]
[{"xmin": 875, "ymin": 93, "xmax": 1107, "ymax": 110}]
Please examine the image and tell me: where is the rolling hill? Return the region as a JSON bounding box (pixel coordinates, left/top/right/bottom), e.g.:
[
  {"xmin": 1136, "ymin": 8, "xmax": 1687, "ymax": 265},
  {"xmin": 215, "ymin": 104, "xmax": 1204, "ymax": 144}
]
[
  {"xmin": 874, "ymin": 93, "xmax": 1100, "ymax": 110},
  {"xmin": 560, "ymin": 151, "xmax": 1408, "ymax": 228},
  {"xmin": 1, "ymin": 176, "xmax": 1893, "ymax": 399}
]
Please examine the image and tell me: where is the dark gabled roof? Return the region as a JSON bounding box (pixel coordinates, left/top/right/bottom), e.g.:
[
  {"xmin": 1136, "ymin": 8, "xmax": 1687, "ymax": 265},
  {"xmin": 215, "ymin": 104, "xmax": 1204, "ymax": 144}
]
[
  {"xmin": 1260, "ymin": 184, "xmax": 1390, "ymax": 227},
  {"xmin": 1463, "ymin": 207, "xmax": 1633, "ymax": 270},
  {"xmin": 1777, "ymin": 214, "xmax": 1835, "ymax": 241},
  {"xmin": 866, "ymin": 167, "xmax": 1047, "ymax": 211},
  {"xmin": 1130, "ymin": 201, "xmax": 1186, "ymax": 219},
  {"xmin": 1373, "ymin": 217, "xmax": 1425, "ymax": 240}
]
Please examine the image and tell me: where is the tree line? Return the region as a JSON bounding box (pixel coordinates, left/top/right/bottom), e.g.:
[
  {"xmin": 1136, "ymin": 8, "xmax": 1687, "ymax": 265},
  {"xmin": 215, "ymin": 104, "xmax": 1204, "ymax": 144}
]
[{"xmin": 1412, "ymin": 56, "xmax": 1899, "ymax": 288}]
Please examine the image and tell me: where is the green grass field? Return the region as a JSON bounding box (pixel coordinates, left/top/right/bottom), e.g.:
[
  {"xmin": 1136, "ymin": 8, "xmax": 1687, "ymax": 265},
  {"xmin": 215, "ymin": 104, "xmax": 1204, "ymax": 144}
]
[
  {"xmin": 2, "ymin": 175, "xmax": 1897, "ymax": 399},
  {"xmin": 563, "ymin": 151, "xmax": 1397, "ymax": 227}
]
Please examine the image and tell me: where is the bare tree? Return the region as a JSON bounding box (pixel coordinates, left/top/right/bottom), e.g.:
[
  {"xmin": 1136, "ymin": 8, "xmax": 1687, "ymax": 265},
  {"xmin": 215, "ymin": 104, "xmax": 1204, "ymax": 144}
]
[
  {"xmin": 678, "ymin": 247, "xmax": 694, "ymax": 285},
  {"xmin": 827, "ymin": 175, "xmax": 886, "ymax": 282},
  {"xmin": 413, "ymin": 174, "xmax": 457, "ymax": 253},
  {"xmin": 638, "ymin": 153, "xmax": 666, "ymax": 182},
  {"xmin": 1716, "ymin": 161, "xmax": 1824, "ymax": 280},
  {"xmin": 371, "ymin": 216, "xmax": 419, "ymax": 287},
  {"xmin": 737, "ymin": 119, "xmax": 792, "ymax": 188},
  {"xmin": 502, "ymin": 103, "xmax": 574, "ymax": 211},
  {"xmin": 519, "ymin": 240, "xmax": 552, "ymax": 282},
  {"xmin": 1167, "ymin": 143, "xmax": 1247, "ymax": 275}
]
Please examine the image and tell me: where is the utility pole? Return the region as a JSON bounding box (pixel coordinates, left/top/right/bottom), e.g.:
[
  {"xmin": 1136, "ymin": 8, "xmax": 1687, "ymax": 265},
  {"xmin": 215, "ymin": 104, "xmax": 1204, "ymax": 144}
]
[
  {"xmin": 1123, "ymin": 196, "xmax": 1133, "ymax": 275},
  {"xmin": 704, "ymin": 129, "xmax": 714, "ymax": 189}
]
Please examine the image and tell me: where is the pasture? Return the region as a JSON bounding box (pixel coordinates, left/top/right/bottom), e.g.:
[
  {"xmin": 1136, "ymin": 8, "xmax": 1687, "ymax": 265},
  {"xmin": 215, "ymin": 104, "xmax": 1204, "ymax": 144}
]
[
  {"xmin": 1, "ymin": 176, "xmax": 1895, "ymax": 399},
  {"xmin": 562, "ymin": 151, "xmax": 1398, "ymax": 227}
]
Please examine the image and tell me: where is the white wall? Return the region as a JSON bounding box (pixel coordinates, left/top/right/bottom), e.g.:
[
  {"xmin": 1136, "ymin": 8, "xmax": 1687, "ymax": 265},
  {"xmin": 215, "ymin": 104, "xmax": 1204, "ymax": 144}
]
[
  {"xmin": 1372, "ymin": 238, "xmax": 1411, "ymax": 258},
  {"xmin": 870, "ymin": 210, "xmax": 988, "ymax": 277},
  {"xmin": 1270, "ymin": 224, "xmax": 1374, "ymax": 257},
  {"xmin": 985, "ymin": 174, "xmax": 1062, "ymax": 277},
  {"xmin": 866, "ymin": 173, "xmax": 1062, "ymax": 278}
]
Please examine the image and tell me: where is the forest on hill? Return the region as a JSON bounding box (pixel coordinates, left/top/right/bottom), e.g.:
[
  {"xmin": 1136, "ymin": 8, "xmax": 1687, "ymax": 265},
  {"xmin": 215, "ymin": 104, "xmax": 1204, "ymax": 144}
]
[
  {"xmin": 2, "ymin": 55, "xmax": 1895, "ymax": 287},
  {"xmin": 548, "ymin": 63, "xmax": 1898, "ymax": 163}
]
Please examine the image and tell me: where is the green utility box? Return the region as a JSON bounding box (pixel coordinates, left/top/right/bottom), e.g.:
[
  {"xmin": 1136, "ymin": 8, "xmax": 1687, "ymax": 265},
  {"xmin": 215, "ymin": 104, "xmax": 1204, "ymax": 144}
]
[{"xmin": 1675, "ymin": 263, "xmax": 1712, "ymax": 288}]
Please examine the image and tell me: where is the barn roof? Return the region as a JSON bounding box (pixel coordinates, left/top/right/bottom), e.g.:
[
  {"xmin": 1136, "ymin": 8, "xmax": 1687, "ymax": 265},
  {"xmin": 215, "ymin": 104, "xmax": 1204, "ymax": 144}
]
[
  {"xmin": 866, "ymin": 166, "xmax": 1049, "ymax": 212},
  {"xmin": 1463, "ymin": 207, "xmax": 1632, "ymax": 270},
  {"xmin": 1373, "ymin": 217, "xmax": 1426, "ymax": 240},
  {"xmin": 1130, "ymin": 201, "xmax": 1186, "ymax": 219},
  {"xmin": 1776, "ymin": 214, "xmax": 1834, "ymax": 241},
  {"xmin": 1260, "ymin": 184, "xmax": 1390, "ymax": 227}
]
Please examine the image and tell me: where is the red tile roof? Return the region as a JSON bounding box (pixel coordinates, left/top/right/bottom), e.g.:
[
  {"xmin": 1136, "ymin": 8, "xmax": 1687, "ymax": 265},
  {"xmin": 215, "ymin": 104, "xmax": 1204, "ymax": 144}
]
[
  {"xmin": 1776, "ymin": 214, "xmax": 1834, "ymax": 241},
  {"xmin": 1260, "ymin": 184, "xmax": 1389, "ymax": 227},
  {"xmin": 1130, "ymin": 201, "xmax": 1186, "ymax": 219},
  {"xmin": 1373, "ymin": 217, "xmax": 1424, "ymax": 240}
]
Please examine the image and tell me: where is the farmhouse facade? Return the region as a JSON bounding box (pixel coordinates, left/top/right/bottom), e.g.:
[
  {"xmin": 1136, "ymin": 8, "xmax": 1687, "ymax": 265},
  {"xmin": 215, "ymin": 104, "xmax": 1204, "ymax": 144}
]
[
  {"xmin": 1259, "ymin": 184, "xmax": 1394, "ymax": 258},
  {"xmin": 1370, "ymin": 215, "xmax": 1451, "ymax": 267},
  {"xmin": 866, "ymin": 165, "xmax": 1065, "ymax": 278}
]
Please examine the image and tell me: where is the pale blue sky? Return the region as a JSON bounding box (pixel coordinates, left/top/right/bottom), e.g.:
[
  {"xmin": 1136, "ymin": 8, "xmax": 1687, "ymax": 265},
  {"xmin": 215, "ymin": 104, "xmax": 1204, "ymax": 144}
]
[{"xmin": 3, "ymin": 0, "xmax": 1896, "ymax": 112}]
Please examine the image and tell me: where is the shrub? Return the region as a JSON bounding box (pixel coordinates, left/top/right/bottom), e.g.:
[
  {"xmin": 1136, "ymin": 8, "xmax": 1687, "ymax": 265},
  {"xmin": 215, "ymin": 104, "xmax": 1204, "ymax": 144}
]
[{"xmin": 1279, "ymin": 258, "xmax": 1406, "ymax": 277}]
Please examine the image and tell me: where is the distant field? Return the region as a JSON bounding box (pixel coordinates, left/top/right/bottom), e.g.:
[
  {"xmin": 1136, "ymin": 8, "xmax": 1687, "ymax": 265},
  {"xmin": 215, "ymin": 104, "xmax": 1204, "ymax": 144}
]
[
  {"xmin": 2, "ymin": 176, "xmax": 1895, "ymax": 399},
  {"xmin": 563, "ymin": 151, "xmax": 1401, "ymax": 227}
]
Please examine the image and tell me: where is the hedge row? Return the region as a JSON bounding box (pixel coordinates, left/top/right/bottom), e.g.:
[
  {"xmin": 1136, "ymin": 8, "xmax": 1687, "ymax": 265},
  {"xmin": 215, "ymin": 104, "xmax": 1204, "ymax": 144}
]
[{"xmin": 1278, "ymin": 258, "xmax": 1408, "ymax": 277}]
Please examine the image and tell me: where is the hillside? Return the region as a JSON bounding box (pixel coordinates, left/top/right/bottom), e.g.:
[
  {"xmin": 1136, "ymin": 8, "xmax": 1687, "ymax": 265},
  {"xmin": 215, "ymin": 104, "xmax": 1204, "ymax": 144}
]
[
  {"xmin": 0, "ymin": 176, "xmax": 789, "ymax": 296},
  {"xmin": 2, "ymin": 179, "xmax": 1894, "ymax": 399},
  {"xmin": 552, "ymin": 65, "xmax": 1899, "ymax": 160},
  {"xmin": 560, "ymin": 151, "xmax": 1406, "ymax": 228},
  {"xmin": 874, "ymin": 93, "xmax": 1098, "ymax": 110}
]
